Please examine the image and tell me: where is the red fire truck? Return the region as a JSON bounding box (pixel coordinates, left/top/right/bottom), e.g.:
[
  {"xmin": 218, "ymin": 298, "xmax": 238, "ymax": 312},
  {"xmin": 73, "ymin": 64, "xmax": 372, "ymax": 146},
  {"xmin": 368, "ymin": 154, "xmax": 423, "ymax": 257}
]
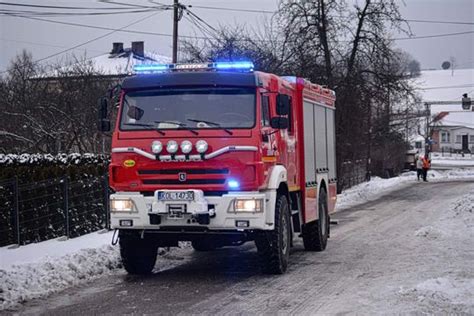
[{"xmin": 98, "ymin": 62, "xmax": 337, "ymax": 275}]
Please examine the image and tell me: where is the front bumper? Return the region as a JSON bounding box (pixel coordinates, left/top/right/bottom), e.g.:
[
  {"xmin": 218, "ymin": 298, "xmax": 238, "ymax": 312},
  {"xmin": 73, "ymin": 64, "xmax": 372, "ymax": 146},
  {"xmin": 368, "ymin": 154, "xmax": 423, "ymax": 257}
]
[{"xmin": 110, "ymin": 190, "xmax": 276, "ymax": 231}]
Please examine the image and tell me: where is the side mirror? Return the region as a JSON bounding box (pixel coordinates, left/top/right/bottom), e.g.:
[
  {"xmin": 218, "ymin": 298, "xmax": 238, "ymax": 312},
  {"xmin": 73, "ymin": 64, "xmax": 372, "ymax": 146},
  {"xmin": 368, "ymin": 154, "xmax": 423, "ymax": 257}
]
[
  {"xmin": 98, "ymin": 119, "xmax": 111, "ymax": 132},
  {"xmin": 276, "ymin": 94, "xmax": 290, "ymax": 116},
  {"xmin": 127, "ymin": 105, "xmax": 144, "ymax": 120},
  {"xmin": 98, "ymin": 97, "xmax": 108, "ymax": 119},
  {"xmin": 270, "ymin": 117, "xmax": 289, "ymax": 129}
]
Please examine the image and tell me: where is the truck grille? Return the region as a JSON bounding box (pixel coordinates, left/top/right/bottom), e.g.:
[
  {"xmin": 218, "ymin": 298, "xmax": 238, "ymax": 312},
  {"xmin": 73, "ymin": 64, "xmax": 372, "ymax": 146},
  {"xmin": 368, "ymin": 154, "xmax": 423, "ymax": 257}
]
[
  {"xmin": 142, "ymin": 179, "xmax": 226, "ymax": 185},
  {"xmin": 138, "ymin": 168, "xmax": 229, "ymax": 175},
  {"xmin": 138, "ymin": 168, "xmax": 229, "ymax": 186}
]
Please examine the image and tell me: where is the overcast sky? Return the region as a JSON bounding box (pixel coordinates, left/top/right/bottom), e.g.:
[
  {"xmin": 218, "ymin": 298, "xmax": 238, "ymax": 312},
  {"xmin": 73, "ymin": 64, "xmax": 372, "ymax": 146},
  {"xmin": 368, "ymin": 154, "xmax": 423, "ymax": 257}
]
[{"xmin": 0, "ymin": 0, "xmax": 473, "ymax": 73}]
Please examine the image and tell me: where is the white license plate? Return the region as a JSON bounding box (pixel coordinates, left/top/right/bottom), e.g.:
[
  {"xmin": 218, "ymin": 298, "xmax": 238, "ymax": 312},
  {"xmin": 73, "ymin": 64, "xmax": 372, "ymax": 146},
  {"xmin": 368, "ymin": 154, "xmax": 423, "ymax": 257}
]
[{"xmin": 157, "ymin": 191, "xmax": 194, "ymax": 201}]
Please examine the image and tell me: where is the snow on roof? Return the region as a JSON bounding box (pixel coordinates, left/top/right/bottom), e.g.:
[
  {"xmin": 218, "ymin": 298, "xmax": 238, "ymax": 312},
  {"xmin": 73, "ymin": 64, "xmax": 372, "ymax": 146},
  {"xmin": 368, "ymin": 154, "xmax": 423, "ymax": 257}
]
[
  {"xmin": 40, "ymin": 47, "xmax": 171, "ymax": 78},
  {"xmin": 414, "ymin": 68, "xmax": 474, "ymax": 128},
  {"xmin": 87, "ymin": 49, "xmax": 171, "ymax": 76}
]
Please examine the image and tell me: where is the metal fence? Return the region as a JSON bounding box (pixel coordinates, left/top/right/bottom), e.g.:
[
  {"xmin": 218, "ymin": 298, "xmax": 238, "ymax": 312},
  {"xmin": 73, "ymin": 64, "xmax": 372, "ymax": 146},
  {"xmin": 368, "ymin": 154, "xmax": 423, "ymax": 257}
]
[
  {"xmin": 0, "ymin": 175, "xmax": 109, "ymax": 247},
  {"xmin": 339, "ymin": 159, "xmax": 368, "ymax": 191}
]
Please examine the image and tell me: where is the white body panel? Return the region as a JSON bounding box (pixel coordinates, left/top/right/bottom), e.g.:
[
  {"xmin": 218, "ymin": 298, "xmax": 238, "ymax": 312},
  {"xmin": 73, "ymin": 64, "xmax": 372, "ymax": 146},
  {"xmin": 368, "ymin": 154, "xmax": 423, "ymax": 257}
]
[{"xmin": 110, "ymin": 190, "xmax": 277, "ymax": 231}]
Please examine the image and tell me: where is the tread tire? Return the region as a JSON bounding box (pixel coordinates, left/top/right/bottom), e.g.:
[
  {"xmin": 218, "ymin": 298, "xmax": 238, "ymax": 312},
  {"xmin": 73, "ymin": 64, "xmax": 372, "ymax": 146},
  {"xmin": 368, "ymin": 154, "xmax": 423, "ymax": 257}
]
[
  {"xmin": 255, "ymin": 194, "xmax": 291, "ymax": 274},
  {"xmin": 302, "ymin": 189, "xmax": 329, "ymax": 251},
  {"xmin": 120, "ymin": 236, "xmax": 157, "ymax": 275}
]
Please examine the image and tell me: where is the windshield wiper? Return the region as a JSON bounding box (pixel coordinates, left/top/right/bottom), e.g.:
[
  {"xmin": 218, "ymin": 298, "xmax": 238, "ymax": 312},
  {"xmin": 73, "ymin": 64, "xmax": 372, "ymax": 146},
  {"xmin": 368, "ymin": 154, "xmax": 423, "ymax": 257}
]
[
  {"xmin": 187, "ymin": 118, "xmax": 233, "ymax": 135},
  {"xmin": 154, "ymin": 120, "xmax": 198, "ymax": 135},
  {"xmin": 124, "ymin": 122, "xmax": 165, "ymax": 135}
]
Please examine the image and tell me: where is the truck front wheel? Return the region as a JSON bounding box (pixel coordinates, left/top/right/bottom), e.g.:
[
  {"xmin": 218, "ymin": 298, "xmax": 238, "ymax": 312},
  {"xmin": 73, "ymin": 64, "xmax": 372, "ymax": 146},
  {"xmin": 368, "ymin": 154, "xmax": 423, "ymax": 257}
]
[
  {"xmin": 255, "ymin": 194, "xmax": 291, "ymax": 274},
  {"xmin": 302, "ymin": 189, "xmax": 329, "ymax": 251},
  {"xmin": 120, "ymin": 234, "xmax": 158, "ymax": 275}
]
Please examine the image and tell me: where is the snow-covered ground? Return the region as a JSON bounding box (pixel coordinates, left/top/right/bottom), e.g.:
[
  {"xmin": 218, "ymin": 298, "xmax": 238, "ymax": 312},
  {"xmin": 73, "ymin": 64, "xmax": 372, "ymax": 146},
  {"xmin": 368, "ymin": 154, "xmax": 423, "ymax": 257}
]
[
  {"xmin": 336, "ymin": 168, "xmax": 474, "ymax": 211},
  {"xmin": 1, "ymin": 168, "xmax": 473, "ymax": 311},
  {"xmin": 398, "ymin": 190, "xmax": 474, "ymax": 313}
]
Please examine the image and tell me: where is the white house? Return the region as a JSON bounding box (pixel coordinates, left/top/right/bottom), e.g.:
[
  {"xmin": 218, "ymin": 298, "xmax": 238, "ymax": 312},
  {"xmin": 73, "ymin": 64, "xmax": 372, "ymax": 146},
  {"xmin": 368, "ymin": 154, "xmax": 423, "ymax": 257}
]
[{"xmin": 411, "ymin": 68, "xmax": 474, "ymax": 153}]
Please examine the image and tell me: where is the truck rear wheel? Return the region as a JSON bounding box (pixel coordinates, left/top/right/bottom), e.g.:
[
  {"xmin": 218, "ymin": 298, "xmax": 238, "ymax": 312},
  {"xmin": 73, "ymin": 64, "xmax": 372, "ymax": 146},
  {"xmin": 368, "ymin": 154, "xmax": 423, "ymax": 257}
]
[
  {"xmin": 255, "ymin": 194, "xmax": 291, "ymax": 274},
  {"xmin": 120, "ymin": 235, "xmax": 157, "ymax": 275},
  {"xmin": 302, "ymin": 189, "xmax": 329, "ymax": 251}
]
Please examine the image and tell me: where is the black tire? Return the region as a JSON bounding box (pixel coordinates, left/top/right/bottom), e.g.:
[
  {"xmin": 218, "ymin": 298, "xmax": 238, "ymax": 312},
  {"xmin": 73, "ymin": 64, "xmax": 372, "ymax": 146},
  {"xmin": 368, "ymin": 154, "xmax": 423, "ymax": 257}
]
[
  {"xmin": 191, "ymin": 240, "xmax": 217, "ymax": 251},
  {"xmin": 255, "ymin": 194, "xmax": 291, "ymax": 274},
  {"xmin": 302, "ymin": 189, "xmax": 329, "ymax": 251},
  {"xmin": 120, "ymin": 236, "xmax": 157, "ymax": 275}
]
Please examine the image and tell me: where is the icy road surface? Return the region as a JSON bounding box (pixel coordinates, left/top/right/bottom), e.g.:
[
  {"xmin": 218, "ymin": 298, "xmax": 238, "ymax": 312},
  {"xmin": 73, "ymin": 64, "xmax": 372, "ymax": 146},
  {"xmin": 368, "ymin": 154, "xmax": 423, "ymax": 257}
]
[{"xmin": 10, "ymin": 180, "xmax": 474, "ymax": 315}]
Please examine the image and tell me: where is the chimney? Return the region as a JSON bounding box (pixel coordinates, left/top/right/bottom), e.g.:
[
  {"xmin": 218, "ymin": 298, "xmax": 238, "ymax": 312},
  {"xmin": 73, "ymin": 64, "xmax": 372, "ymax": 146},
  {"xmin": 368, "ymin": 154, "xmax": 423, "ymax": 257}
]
[
  {"xmin": 111, "ymin": 42, "xmax": 124, "ymax": 54},
  {"xmin": 131, "ymin": 41, "xmax": 144, "ymax": 57}
]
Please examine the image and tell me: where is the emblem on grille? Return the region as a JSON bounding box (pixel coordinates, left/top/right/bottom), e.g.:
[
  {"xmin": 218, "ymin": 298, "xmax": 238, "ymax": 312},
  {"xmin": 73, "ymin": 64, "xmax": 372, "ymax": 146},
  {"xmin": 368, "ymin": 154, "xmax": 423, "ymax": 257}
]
[{"xmin": 178, "ymin": 172, "xmax": 186, "ymax": 182}]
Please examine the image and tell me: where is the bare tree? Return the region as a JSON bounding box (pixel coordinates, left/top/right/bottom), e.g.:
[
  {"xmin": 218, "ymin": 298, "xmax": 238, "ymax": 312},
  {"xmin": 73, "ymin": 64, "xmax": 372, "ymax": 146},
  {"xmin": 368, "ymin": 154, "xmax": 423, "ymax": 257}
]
[{"xmin": 0, "ymin": 52, "xmax": 115, "ymax": 154}]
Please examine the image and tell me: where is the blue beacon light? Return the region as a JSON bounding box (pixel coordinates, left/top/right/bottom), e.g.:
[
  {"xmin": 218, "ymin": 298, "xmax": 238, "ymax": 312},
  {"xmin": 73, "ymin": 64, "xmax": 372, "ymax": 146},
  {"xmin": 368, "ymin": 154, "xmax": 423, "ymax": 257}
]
[
  {"xmin": 228, "ymin": 179, "xmax": 240, "ymax": 189},
  {"xmin": 213, "ymin": 61, "xmax": 254, "ymax": 71}
]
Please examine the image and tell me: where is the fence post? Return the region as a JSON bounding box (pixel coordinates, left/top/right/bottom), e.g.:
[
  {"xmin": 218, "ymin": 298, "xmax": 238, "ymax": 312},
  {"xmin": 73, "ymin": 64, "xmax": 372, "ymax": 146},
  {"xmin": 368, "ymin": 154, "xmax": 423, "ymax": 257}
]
[
  {"xmin": 104, "ymin": 174, "xmax": 110, "ymax": 230},
  {"xmin": 63, "ymin": 176, "xmax": 70, "ymax": 239},
  {"xmin": 13, "ymin": 176, "xmax": 20, "ymax": 246}
]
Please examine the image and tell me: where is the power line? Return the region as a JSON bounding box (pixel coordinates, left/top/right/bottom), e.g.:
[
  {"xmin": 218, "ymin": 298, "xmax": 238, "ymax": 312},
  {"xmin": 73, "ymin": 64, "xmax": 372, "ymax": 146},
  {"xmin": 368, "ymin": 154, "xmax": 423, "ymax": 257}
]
[
  {"xmin": 9, "ymin": 15, "xmax": 208, "ymax": 40},
  {"xmin": 189, "ymin": 5, "xmax": 275, "ymax": 15},
  {"xmin": 34, "ymin": 11, "xmax": 160, "ymax": 63},
  {"xmin": 189, "ymin": 4, "xmax": 474, "ymax": 27},
  {"xmin": 0, "ymin": 2, "xmax": 137, "ymax": 10},
  {"xmin": 416, "ymin": 84, "xmax": 474, "ymax": 90},
  {"xmin": 0, "ymin": 11, "xmax": 160, "ymax": 74},
  {"xmin": 0, "ymin": 8, "xmax": 157, "ymax": 17},
  {"xmin": 404, "ymin": 19, "xmax": 474, "ymax": 26},
  {"xmin": 0, "ymin": 37, "xmax": 104, "ymax": 53},
  {"xmin": 394, "ymin": 30, "xmax": 474, "ymax": 41}
]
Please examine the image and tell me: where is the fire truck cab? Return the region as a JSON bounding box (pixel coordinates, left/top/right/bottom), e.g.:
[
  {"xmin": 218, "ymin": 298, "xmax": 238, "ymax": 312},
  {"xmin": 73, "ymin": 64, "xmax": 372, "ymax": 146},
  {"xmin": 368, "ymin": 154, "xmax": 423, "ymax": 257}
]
[{"xmin": 101, "ymin": 62, "xmax": 337, "ymax": 275}]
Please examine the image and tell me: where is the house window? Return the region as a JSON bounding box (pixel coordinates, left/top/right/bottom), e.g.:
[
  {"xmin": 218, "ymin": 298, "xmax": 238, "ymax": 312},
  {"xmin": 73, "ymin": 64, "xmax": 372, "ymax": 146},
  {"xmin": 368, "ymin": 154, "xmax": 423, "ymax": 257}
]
[
  {"xmin": 441, "ymin": 131, "xmax": 450, "ymax": 143},
  {"xmin": 456, "ymin": 135, "xmax": 462, "ymax": 143},
  {"xmin": 470, "ymin": 135, "xmax": 474, "ymax": 143},
  {"xmin": 415, "ymin": 141, "xmax": 422, "ymax": 149}
]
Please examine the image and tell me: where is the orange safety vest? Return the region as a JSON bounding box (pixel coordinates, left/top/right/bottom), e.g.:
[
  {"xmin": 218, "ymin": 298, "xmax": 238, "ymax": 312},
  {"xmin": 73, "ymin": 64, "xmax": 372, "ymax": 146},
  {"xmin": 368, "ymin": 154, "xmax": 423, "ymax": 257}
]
[{"xmin": 422, "ymin": 157, "xmax": 431, "ymax": 169}]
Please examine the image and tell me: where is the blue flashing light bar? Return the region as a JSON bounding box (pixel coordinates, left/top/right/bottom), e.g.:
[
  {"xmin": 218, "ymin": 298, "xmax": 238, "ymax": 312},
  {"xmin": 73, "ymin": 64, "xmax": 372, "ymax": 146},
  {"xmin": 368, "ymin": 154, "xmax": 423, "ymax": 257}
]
[
  {"xmin": 133, "ymin": 61, "xmax": 254, "ymax": 74},
  {"xmin": 213, "ymin": 61, "xmax": 254, "ymax": 70},
  {"xmin": 228, "ymin": 179, "xmax": 240, "ymax": 189}
]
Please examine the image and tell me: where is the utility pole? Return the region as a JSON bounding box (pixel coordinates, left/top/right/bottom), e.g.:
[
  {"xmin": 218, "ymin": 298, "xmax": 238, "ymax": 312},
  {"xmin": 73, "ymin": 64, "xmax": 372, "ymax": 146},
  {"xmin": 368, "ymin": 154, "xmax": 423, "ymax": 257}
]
[
  {"xmin": 172, "ymin": 0, "xmax": 179, "ymax": 63},
  {"xmin": 425, "ymin": 102, "xmax": 430, "ymax": 155}
]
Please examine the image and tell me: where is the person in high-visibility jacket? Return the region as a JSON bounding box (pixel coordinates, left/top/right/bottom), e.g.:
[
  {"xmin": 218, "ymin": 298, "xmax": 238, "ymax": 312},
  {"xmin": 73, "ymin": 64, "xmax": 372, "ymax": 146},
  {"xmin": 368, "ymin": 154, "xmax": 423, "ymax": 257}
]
[{"xmin": 421, "ymin": 154, "xmax": 431, "ymax": 182}]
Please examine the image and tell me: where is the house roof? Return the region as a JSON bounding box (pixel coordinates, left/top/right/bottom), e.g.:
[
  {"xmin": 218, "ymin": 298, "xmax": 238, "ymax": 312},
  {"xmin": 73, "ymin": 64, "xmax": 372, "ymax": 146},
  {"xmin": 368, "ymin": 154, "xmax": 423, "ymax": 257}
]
[
  {"xmin": 38, "ymin": 43, "xmax": 171, "ymax": 78},
  {"xmin": 85, "ymin": 49, "xmax": 170, "ymax": 76}
]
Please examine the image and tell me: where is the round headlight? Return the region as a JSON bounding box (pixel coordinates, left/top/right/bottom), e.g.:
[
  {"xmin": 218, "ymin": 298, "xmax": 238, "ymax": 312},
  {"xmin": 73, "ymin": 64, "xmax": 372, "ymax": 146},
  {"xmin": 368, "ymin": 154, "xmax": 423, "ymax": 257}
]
[
  {"xmin": 196, "ymin": 140, "xmax": 208, "ymax": 153},
  {"xmin": 181, "ymin": 140, "xmax": 193, "ymax": 154},
  {"xmin": 166, "ymin": 140, "xmax": 178, "ymax": 154},
  {"xmin": 151, "ymin": 141, "xmax": 162, "ymax": 154}
]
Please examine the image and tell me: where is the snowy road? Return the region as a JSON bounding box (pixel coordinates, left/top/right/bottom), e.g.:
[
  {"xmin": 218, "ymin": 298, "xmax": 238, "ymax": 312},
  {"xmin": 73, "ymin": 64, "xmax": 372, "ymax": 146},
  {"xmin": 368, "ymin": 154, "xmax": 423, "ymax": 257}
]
[{"xmin": 12, "ymin": 180, "xmax": 474, "ymax": 315}]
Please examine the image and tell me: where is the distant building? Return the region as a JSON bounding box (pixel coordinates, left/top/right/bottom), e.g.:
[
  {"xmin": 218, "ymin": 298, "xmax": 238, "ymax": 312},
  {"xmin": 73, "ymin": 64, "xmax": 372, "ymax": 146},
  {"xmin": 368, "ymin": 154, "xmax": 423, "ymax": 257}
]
[
  {"xmin": 410, "ymin": 68, "xmax": 474, "ymax": 153},
  {"xmin": 431, "ymin": 112, "xmax": 474, "ymax": 152}
]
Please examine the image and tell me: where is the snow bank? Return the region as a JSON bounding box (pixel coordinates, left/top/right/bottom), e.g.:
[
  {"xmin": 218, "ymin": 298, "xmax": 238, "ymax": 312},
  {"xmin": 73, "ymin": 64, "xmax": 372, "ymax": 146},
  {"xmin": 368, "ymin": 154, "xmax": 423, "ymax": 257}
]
[
  {"xmin": 336, "ymin": 168, "xmax": 474, "ymax": 211},
  {"xmin": 400, "ymin": 277, "xmax": 474, "ymax": 314},
  {"xmin": 0, "ymin": 153, "xmax": 108, "ymax": 165},
  {"xmin": 0, "ymin": 232, "xmax": 120, "ymax": 310}
]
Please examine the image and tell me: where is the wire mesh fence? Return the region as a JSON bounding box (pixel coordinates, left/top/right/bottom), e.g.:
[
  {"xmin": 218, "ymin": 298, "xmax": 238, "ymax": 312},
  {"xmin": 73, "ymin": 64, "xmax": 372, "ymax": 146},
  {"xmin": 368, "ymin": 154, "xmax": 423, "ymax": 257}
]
[{"xmin": 0, "ymin": 175, "xmax": 109, "ymax": 247}]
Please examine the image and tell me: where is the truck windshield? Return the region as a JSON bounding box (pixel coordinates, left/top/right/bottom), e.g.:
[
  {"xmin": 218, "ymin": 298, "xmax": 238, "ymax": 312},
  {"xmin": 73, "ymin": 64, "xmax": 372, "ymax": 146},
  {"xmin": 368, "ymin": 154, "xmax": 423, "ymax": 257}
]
[{"xmin": 120, "ymin": 87, "xmax": 255, "ymax": 131}]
